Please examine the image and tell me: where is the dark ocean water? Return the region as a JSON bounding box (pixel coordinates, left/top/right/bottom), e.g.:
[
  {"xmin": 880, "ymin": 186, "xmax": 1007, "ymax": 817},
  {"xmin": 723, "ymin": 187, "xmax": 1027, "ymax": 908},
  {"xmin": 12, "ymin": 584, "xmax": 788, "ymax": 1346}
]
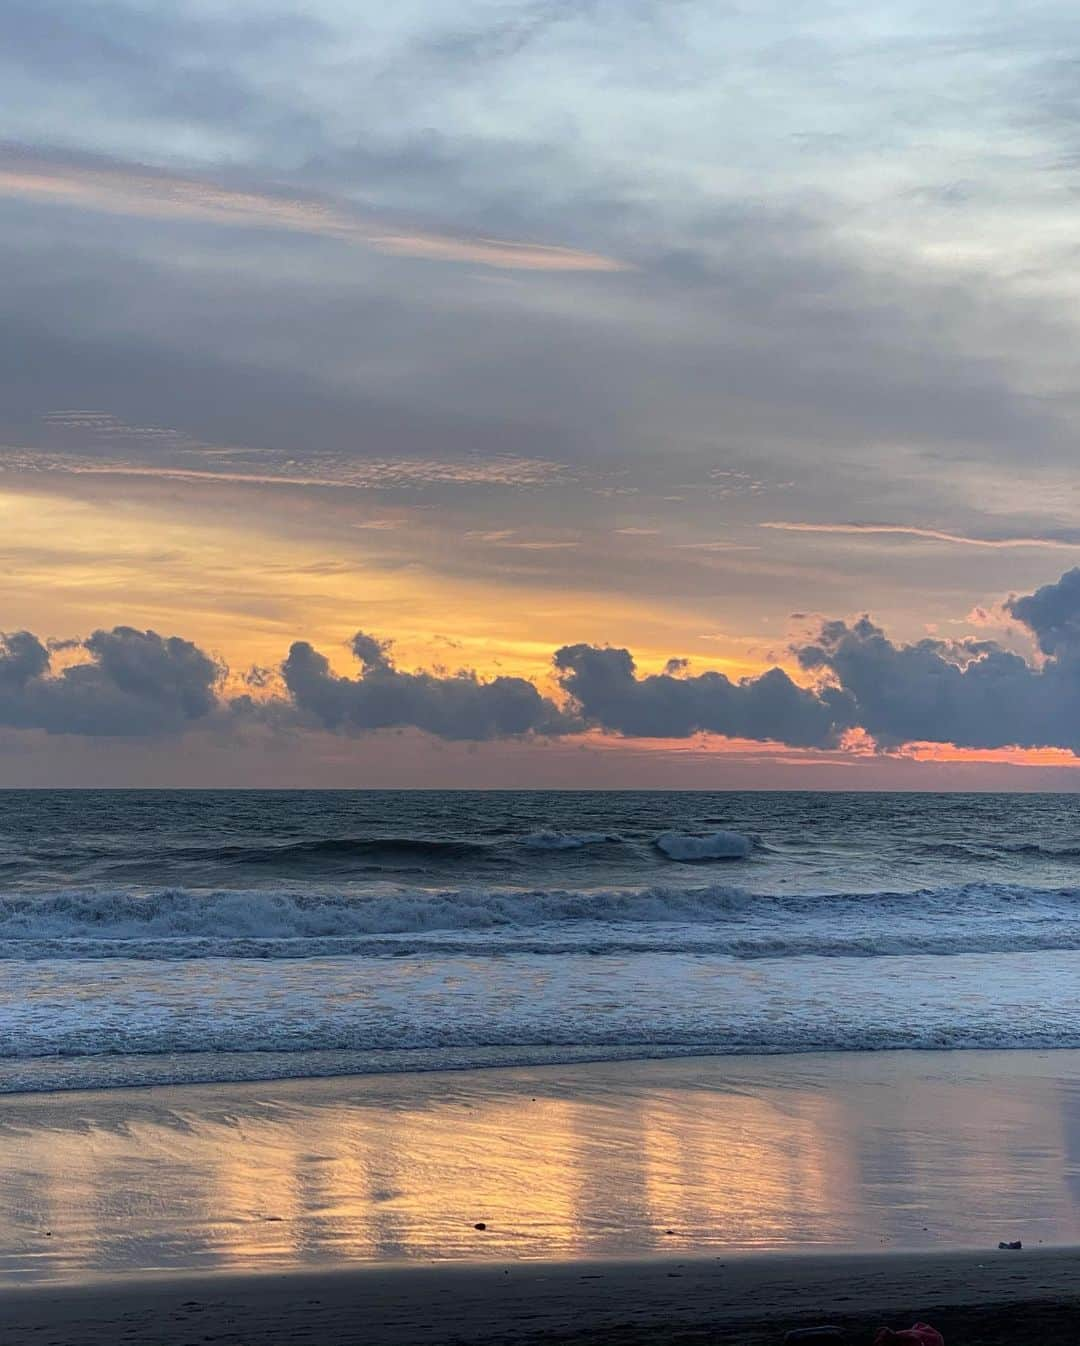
[{"xmin": 4, "ymin": 789, "xmax": 1080, "ymax": 1092}]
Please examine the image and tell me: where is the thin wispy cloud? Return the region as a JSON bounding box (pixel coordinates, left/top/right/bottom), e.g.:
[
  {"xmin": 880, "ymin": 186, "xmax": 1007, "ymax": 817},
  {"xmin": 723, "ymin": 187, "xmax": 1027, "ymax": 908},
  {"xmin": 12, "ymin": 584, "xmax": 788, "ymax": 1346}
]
[
  {"xmin": 465, "ymin": 530, "xmax": 579, "ymax": 549},
  {"xmin": 0, "ymin": 147, "xmax": 631, "ymax": 274},
  {"xmin": 761, "ymin": 522, "xmax": 1080, "ymax": 550},
  {"xmin": 2, "ymin": 447, "xmax": 569, "ymax": 490},
  {"xmin": 673, "ymin": 541, "xmax": 759, "ymax": 552}
]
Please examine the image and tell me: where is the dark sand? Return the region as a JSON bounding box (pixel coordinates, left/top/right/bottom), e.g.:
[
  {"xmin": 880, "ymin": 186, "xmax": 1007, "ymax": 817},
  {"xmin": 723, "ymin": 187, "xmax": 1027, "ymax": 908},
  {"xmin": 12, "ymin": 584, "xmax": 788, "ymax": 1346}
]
[{"xmin": 5, "ymin": 1249, "xmax": 1080, "ymax": 1345}]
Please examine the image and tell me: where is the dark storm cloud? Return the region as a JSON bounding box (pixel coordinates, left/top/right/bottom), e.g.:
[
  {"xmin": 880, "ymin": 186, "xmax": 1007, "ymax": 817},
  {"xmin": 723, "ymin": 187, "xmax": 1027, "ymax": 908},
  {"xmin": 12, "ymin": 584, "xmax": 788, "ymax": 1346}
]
[
  {"xmin": 794, "ymin": 568, "xmax": 1080, "ymax": 752},
  {"xmin": 554, "ymin": 643, "xmax": 853, "ymax": 747},
  {"xmin": 13, "ymin": 565, "xmax": 1080, "ymax": 749},
  {"xmin": 1004, "ymin": 568, "xmax": 1080, "ymax": 657},
  {"xmin": 0, "ymin": 632, "xmax": 50, "ymax": 686},
  {"xmin": 281, "ymin": 635, "xmax": 574, "ymax": 741},
  {"xmin": 348, "ymin": 630, "xmax": 392, "ymax": 670},
  {"xmin": 0, "ymin": 626, "xmax": 222, "ymax": 736}
]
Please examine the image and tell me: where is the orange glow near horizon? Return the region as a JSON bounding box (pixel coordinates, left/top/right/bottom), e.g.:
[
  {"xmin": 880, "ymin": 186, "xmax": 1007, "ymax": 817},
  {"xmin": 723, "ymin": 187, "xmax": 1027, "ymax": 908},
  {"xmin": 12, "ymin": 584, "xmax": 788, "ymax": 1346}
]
[
  {"xmin": 4, "ymin": 473, "xmax": 1080, "ymax": 779},
  {"xmin": 898, "ymin": 741, "xmax": 1080, "ymax": 768},
  {"xmin": 0, "ymin": 478, "xmax": 769, "ymax": 683}
]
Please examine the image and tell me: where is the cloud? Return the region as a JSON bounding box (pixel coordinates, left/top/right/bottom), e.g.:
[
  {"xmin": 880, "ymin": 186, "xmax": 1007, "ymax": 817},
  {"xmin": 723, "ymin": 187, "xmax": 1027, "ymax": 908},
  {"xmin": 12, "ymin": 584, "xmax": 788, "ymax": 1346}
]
[
  {"xmin": 761, "ymin": 522, "xmax": 1080, "ymax": 550},
  {"xmin": 0, "ymin": 626, "xmax": 222, "ymax": 736},
  {"xmin": 4, "ymin": 446, "xmax": 568, "ymax": 491},
  {"xmin": 554, "ymin": 643, "xmax": 853, "ymax": 747},
  {"xmin": 794, "ymin": 568, "xmax": 1080, "ymax": 752},
  {"xmin": 0, "ymin": 146, "xmax": 631, "ymax": 273},
  {"xmin": 12, "ymin": 565, "xmax": 1080, "ymax": 753},
  {"xmin": 281, "ymin": 633, "xmax": 573, "ymax": 741},
  {"xmin": 0, "ymin": 631, "xmax": 50, "ymax": 686},
  {"xmin": 1004, "ymin": 568, "xmax": 1080, "ymax": 657}
]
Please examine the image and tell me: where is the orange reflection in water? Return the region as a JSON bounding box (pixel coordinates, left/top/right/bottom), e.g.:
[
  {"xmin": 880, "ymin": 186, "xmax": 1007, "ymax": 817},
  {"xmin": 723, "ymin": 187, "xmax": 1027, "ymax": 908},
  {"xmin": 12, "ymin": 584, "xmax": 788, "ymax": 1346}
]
[{"xmin": 5, "ymin": 1053, "xmax": 1080, "ymax": 1283}]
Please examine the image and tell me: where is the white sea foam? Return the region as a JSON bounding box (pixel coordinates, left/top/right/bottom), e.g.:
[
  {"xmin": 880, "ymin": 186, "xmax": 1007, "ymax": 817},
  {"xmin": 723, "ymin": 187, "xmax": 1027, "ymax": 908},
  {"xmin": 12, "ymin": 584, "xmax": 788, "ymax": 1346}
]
[
  {"xmin": 3, "ymin": 882, "xmax": 1080, "ymax": 963},
  {"xmin": 0, "ymin": 883, "xmax": 756, "ymax": 945},
  {"xmin": 7, "ymin": 791, "xmax": 1080, "ymax": 1097},
  {"xmin": 5, "ymin": 946, "xmax": 1080, "ymax": 1094},
  {"xmin": 519, "ymin": 830, "xmax": 620, "ymax": 850}
]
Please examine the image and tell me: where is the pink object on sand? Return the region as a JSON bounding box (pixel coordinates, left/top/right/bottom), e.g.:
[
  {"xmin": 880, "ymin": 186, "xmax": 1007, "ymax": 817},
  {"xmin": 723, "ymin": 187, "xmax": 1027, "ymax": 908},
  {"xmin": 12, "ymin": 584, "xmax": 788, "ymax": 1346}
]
[{"xmin": 873, "ymin": 1325, "xmax": 944, "ymax": 1346}]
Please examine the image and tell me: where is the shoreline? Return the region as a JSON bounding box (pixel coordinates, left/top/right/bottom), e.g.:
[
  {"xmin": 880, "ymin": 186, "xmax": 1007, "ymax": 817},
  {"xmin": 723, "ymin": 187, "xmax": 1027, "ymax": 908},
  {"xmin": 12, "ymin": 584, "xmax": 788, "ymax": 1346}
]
[
  {"xmin": 5, "ymin": 1038, "xmax": 1080, "ymax": 1099},
  {"xmin": 6, "ymin": 1249, "xmax": 1080, "ymax": 1344}
]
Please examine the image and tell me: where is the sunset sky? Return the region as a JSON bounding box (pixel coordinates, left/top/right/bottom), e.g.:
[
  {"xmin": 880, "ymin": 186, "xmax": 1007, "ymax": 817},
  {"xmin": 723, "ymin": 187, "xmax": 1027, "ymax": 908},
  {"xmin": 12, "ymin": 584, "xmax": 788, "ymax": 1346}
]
[{"xmin": 6, "ymin": 0, "xmax": 1080, "ymax": 786}]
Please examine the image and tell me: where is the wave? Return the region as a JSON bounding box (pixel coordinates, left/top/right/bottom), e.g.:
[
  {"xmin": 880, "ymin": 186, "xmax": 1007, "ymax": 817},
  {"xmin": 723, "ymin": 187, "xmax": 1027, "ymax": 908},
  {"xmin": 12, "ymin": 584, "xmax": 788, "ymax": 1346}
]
[
  {"xmin": 655, "ymin": 830, "xmax": 752, "ymax": 861},
  {"xmin": 0, "ymin": 883, "xmax": 758, "ymax": 945},
  {"xmin": 4, "ymin": 881, "xmax": 1080, "ymax": 960},
  {"xmin": 920, "ymin": 839, "xmax": 1080, "ymax": 860},
  {"xmin": 11, "ymin": 1026, "xmax": 1080, "ymax": 1095},
  {"xmin": 192, "ymin": 829, "xmax": 750, "ymax": 865},
  {"xmin": 519, "ymin": 830, "xmax": 622, "ymax": 850},
  {"xmin": 211, "ymin": 837, "xmax": 494, "ymax": 866}
]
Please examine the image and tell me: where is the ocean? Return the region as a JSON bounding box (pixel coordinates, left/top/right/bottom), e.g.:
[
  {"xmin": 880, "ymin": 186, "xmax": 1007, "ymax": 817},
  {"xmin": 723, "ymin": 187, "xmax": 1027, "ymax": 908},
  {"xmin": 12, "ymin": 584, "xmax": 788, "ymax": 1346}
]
[{"xmin": 4, "ymin": 789, "xmax": 1080, "ymax": 1094}]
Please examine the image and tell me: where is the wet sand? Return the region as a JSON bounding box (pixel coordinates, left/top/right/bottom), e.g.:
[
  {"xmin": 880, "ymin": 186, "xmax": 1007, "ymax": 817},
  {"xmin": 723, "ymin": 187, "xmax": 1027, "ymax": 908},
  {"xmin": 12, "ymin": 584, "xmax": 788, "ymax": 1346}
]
[
  {"xmin": 7, "ymin": 1051, "xmax": 1080, "ymax": 1341},
  {"xmin": 6, "ymin": 1051, "xmax": 1080, "ymax": 1283},
  {"xmin": 5, "ymin": 1249, "xmax": 1080, "ymax": 1345}
]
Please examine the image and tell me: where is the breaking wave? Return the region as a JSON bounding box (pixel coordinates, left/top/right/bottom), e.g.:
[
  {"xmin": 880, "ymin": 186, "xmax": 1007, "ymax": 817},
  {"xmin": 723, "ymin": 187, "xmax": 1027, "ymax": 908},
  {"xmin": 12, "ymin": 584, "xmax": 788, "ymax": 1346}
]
[
  {"xmin": 3, "ymin": 880, "xmax": 1080, "ymax": 961},
  {"xmin": 655, "ymin": 830, "xmax": 752, "ymax": 861},
  {"xmin": 519, "ymin": 830, "xmax": 622, "ymax": 850}
]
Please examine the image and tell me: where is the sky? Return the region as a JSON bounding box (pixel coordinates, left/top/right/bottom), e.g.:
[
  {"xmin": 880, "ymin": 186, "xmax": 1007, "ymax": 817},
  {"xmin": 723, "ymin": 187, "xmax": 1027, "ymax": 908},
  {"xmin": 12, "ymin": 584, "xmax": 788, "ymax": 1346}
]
[{"xmin": 6, "ymin": 0, "xmax": 1080, "ymax": 787}]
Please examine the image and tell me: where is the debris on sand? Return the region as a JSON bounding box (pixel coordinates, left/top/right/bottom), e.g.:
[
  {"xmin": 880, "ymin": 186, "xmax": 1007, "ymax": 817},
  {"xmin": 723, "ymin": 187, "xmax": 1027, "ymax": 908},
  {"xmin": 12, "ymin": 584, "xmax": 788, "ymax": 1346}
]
[{"xmin": 873, "ymin": 1323, "xmax": 944, "ymax": 1346}]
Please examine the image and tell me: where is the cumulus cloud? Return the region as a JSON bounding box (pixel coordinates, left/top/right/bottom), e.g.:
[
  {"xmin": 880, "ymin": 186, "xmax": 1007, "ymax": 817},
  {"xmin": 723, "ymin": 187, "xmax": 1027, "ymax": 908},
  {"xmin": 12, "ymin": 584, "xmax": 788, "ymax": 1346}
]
[
  {"xmin": 554, "ymin": 643, "xmax": 853, "ymax": 747},
  {"xmin": 795, "ymin": 568, "xmax": 1080, "ymax": 752},
  {"xmin": 14, "ymin": 566, "xmax": 1080, "ymax": 752},
  {"xmin": 0, "ymin": 626, "xmax": 222, "ymax": 736},
  {"xmin": 281, "ymin": 634, "xmax": 573, "ymax": 741},
  {"xmin": 1004, "ymin": 569, "xmax": 1080, "ymax": 658},
  {"xmin": 0, "ymin": 631, "xmax": 50, "ymax": 686}
]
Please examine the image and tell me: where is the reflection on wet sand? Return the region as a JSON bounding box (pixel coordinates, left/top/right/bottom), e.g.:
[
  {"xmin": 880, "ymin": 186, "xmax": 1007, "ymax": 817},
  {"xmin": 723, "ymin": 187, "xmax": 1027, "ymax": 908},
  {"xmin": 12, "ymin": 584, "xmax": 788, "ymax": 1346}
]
[{"xmin": 3, "ymin": 1050, "xmax": 1080, "ymax": 1283}]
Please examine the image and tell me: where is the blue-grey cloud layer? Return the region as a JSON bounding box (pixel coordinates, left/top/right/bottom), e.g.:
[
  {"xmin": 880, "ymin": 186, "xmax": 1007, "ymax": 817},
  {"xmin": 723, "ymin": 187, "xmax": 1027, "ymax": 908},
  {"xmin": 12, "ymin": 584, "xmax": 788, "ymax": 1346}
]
[{"xmin": 9, "ymin": 0, "xmax": 1080, "ymax": 675}]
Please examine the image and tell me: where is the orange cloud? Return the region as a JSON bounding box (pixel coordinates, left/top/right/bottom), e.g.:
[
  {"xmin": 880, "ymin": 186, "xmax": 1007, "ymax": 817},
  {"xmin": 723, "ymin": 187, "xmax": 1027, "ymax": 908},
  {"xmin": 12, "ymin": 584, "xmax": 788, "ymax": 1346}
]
[{"xmin": 898, "ymin": 741, "xmax": 1080, "ymax": 767}]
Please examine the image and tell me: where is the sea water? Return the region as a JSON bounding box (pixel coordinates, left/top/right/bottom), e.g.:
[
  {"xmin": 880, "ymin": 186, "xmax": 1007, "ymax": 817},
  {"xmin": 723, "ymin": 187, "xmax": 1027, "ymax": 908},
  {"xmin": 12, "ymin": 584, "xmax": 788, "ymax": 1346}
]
[{"xmin": 4, "ymin": 789, "xmax": 1080, "ymax": 1092}]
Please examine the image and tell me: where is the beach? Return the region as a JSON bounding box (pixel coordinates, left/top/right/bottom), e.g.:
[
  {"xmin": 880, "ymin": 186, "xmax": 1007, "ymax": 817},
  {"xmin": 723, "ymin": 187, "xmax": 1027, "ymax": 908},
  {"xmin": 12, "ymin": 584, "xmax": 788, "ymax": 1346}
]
[
  {"xmin": 6, "ymin": 1051, "xmax": 1080, "ymax": 1341},
  {"xmin": 7, "ymin": 1249, "xmax": 1080, "ymax": 1345},
  {"xmin": 8, "ymin": 793, "xmax": 1080, "ymax": 1341}
]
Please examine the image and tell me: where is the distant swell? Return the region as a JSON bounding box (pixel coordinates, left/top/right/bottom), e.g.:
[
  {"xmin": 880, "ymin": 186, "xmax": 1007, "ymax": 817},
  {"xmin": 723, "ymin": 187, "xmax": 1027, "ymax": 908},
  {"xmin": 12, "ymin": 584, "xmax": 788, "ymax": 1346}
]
[
  {"xmin": 920, "ymin": 840, "xmax": 1080, "ymax": 860},
  {"xmin": 208, "ymin": 837, "xmax": 495, "ymax": 867}
]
